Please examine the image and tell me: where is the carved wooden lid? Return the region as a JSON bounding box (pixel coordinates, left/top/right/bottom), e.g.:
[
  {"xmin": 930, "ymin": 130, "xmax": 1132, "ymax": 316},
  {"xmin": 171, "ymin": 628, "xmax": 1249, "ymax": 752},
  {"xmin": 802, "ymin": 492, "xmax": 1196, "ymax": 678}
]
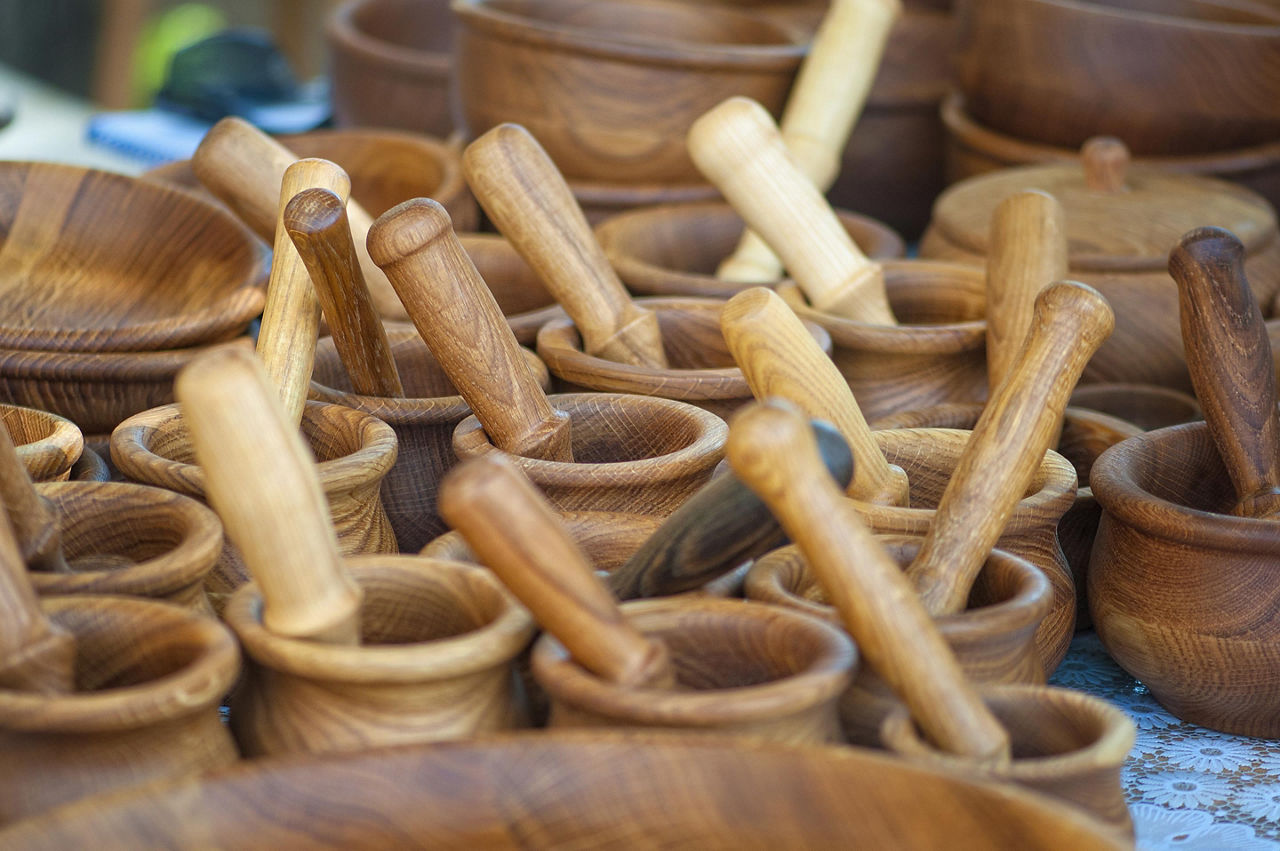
[{"xmin": 930, "ymin": 138, "xmax": 1278, "ymax": 272}]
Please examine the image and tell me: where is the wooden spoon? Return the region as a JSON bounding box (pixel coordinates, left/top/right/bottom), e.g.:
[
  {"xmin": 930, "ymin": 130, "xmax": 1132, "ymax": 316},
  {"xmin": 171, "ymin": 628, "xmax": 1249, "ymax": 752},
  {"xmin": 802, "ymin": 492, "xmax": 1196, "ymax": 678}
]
[
  {"xmin": 190, "ymin": 116, "xmax": 406, "ymax": 321},
  {"xmin": 1170, "ymin": 226, "xmax": 1280, "ymax": 518},
  {"xmin": 440, "ymin": 454, "xmax": 674, "ymax": 689},
  {"xmin": 728, "ymin": 400, "xmax": 1009, "ymax": 762},
  {"xmin": 367, "ymin": 198, "xmax": 573, "ymax": 463},
  {"xmin": 687, "ymin": 97, "xmax": 896, "ymax": 326},
  {"xmin": 0, "ymin": 421, "xmax": 69, "ymax": 574},
  {"xmin": 907, "ymin": 282, "xmax": 1115, "ymax": 616},
  {"xmin": 461, "ymin": 123, "xmax": 668, "ymax": 370},
  {"xmin": 0, "ymin": 505, "xmax": 74, "ymax": 693},
  {"xmin": 177, "ymin": 345, "xmax": 362, "ymax": 645},
  {"xmin": 718, "ymin": 0, "xmax": 902, "ymax": 283},
  {"xmin": 284, "ymin": 187, "xmax": 404, "ymax": 399},
  {"xmin": 721, "ymin": 286, "xmax": 908, "ymax": 505}
]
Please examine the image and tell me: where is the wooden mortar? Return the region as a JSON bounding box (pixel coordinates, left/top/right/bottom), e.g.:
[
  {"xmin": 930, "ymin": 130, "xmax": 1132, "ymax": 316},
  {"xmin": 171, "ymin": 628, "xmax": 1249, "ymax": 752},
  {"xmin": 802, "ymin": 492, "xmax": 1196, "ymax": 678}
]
[{"xmin": 3, "ymin": 403, "xmax": 83, "ymax": 483}]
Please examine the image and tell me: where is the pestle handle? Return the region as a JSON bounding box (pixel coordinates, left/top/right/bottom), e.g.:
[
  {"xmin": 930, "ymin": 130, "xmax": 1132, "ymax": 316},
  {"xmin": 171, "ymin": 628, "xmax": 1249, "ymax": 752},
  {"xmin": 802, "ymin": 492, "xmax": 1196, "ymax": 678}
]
[
  {"xmin": 717, "ymin": 0, "xmax": 902, "ymax": 283},
  {"xmin": 688, "ymin": 97, "xmax": 896, "ymax": 326},
  {"xmin": 255, "ymin": 158, "xmax": 351, "ymax": 427},
  {"xmin": 728, "ymin": 401, "xmax": 1009, "ymax": 762},
  {"xmin": 177, "ymin": 346, "xmax": 362, "ymax": 645},
  {"xmin": 0, "ymin": 502, "xmax": 75, "ymax": 693},
  {"xmin": 985, "ymin": 190, "xmax": 1069, "ymax": 392},
  {"xmin": 0, "ymin": 423, "xmax": 69, "ymax": 574},
  {"xmin": 720, "ymin": 287, "xmax": 908, "ymax": 505},
  {"xmin": 440, "ymin": 454, "xmax": 674, "ymax": 688},
  {"xmin": 908, "ymin": 282, "xmax": 1114, "ymax": 615},
  {"xmin": 367, "ymin": 198, "xmax": 573, "ymax": 462},
  {"xmin": 284, "ymin": 187, "xmax": 405, "ymax": 399},
  {"xmin": 1170, "ymin": 227, "xmax": 1280, "ymax": 518},
  {"xmin": 462, "ymin": 124, "xmax": 668, "ymax": 369},
  {"xmin": 190, "ymin": 117, "xmax": 408, "ymax": 321}
]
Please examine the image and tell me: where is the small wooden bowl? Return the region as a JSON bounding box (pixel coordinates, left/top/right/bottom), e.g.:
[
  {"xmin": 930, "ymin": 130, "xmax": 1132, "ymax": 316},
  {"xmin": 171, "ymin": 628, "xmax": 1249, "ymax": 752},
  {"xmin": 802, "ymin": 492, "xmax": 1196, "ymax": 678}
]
[
  {"xmin": 595, "ymin": 202, "xmax": 905, "ymax": 298},
  {"xmin": 746, "ymin": 538, "xmax": 1051, "ymax": 744},
  {"xmin": 881, "ymin": 683, "xmax": 1135, "ymax": 838},
  {"xmin": 775, "ymin": 260, "xmax": 988, "ymax": 424},
  {"xmin": 453, "ymin": 392, "xmax": 727, "ymax": 517},
  {"xmin": 453, "ymin": 0, "xmax": 805, "ymax": 184},
  {"xmin": 1090, "ymin": 421, "xmax": 1280, "ymax": 736},
  {"xmin": 224, "ymin": 555, "xmax": 535, "ymax": 756},
  {"xmin": 310, "ymin": 327, "xmax": 552, "ymax": 551},
  {"xmin": 3, "ymin": 403, "xmax": 83, "ymax": 483},
  {"xmin": 327, "ymin": 0, "xmax": 457, "ymax": 138},
  {"xmin": 536, "ymin": 297, "xmax": 832, "ymax": 420},
  {"xmin": 0, "ymin": 594, "xmax": 240, "ymax": 825},
  {"xmin": 0, "ymin": 162, "xmax": 266, "ymax": 353},
  {"xmin": 532, "ymin": 596, "xmax": 855, "ymax": 744},
  {"xmin": 570, "ymin": 177, "xmax": 723, "ymax": 226},
  {"xmin": 955, "ymin": 0, "xmax": 1280, "ymax": 156}
]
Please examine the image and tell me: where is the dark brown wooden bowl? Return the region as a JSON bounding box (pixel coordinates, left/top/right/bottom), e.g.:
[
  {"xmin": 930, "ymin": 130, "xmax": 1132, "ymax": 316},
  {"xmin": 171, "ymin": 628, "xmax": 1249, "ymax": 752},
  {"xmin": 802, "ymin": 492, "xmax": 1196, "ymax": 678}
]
[{"xmin": 2, "ymin": 402, "xmax": 83, "ymax": 483}]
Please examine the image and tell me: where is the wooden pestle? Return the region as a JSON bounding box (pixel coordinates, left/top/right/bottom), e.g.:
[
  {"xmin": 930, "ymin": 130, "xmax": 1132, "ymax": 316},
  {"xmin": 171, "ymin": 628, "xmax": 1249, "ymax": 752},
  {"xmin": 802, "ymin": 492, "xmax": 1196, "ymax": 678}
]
[
  {"xmin": 177, "ymin": 346, "xmax": 363, "ymax": 645},
  {"xmin": 255, "ymin": 158, "xmax": 352, "ymax": 426},
  {"xmin": 728, "ymin": 401, "xmax": 1009, "ymax": 762},
  {"xmin": 190, "ymin": 116, "xmax": 406, "ymax": 321},
  {"xmin": 367, "ymin": 198, "xmax": 573, "ymax": 462},
  {"xmin": 688, "ymin": 97, "xmax": 896, "ymax": 326},
  {"xmin": 461, "ymin": 123, "xmax": 668, "ymax": 370},
  {"xmin": 0, "ymin": 504, "xmax": 74, "ymax": 693},
  {"xmin": 284, "ymin": 187, "xmax": 404, "ymax": 399},
  {"xmin": 0, "ymin": 422, "xmax": 69, "ymax": 574},
  {"xmin": 440, "ymin": 455, "xmax": 674, "ymax": 689},
  {"xmin": 1170, "ymin": 227, "xmax": 1280, "ymax": 518},
  {"xmin": 718, "ymin": 0, "xmax": 902, "ymax": 283},
  {"xmin": 907, "ymin": 283, "xmax": 1115, "ymax": 616},
  {"xmin": 721, "ymin": 286, "xmax": 908, "ymax": 505}
]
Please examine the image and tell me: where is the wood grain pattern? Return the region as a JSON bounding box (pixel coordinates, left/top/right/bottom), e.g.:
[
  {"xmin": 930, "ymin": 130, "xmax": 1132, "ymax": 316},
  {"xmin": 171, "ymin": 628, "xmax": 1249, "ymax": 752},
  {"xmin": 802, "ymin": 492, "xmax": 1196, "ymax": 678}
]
[
  {"xmin": 3, "ymin": 403, "xmax": 82, "ymax": 485},
  {"xmin": 0, "ymin": 416, "xmax": 69, "ymax": 574},
  {"xmin": 462, "ymin": 123, "xmax": 668, "ymax": 369},
  {"xmin": 0, "ymin": 503, "xmax": 74, "ymax": 693},
  {"xmin": 457, "ymin": 233, "xmax": 560, "ymax": 346}
]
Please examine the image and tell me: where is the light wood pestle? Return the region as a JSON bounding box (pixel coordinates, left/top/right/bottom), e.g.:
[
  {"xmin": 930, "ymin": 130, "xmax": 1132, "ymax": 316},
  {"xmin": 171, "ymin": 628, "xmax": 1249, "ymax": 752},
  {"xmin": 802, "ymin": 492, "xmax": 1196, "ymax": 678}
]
[
  {"xmin": 284, "ymin": 187, "xmax": 405, "ymax": 399},
  {"xmin": 720, "ymin": 286, "xmax": 908, "ymax": 505},
  {"xmin": 1170, "ymin": 227, "xmax": 1280, "ymax": 519},
  {"xmin": 718, "ymin": 0, "xmax": 902, "ymax": 283},
  {"xmin": 177, "ymin": 346, "xmax": 363, "ymax": 645},
  {"xmin": 728, "ymin": 400, "xmax": 1009, "ymax": 762},
  {"xmin": 462, "ymin": 123, "xmax": 669, "ymax": 369},
  {"xmin": 907, "ymin": 282, "xmax": 1114, "ymax": 616},
  {"xmin": 688, "ymin": 96, "xmax": 896, "ymax": 326},
  {"xmin": 440, "ymin": 454, "xmax": 674, "ymax": 688},
  {"xmin": 190, "ymin": 116, "xmax": 407, "ymax": 320},
  {"xmin": 0, "ymin": 502, "xmax": 74, "ymax": 693},
  {"xmin": 0, "ymin": 423, "xmax": 69, "ymax": 574},
  {"xmin": 367, "ymin": 198, "xmax": 573, "ymax": 462}
]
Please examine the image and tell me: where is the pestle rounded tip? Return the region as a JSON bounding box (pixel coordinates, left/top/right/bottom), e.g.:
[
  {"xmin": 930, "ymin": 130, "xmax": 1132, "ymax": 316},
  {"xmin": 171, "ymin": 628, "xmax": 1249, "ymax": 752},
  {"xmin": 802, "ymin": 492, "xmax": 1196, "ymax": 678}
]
[
  {"xmin": 282, "ymin": 187, "xmax": 346, "ymax": 238},
  {"xmin": 720, "ymin": 286, "xmax": 781, "ymax": 326},
  {"xmin": 1169, "ymin": 226, "xmax": 1246, "ymax": 274},
  {"xmin": 462, "ymin": 122, "xmax": 544, "ymax": 174},
  {"xmin": 1038, "ymin": 280, "xmax": 1115, "ymax": 332},
  {"xmin": 438, "ymin": 455, "xmax": 524, "ymax": 529},
  {"xmin": 366, "ymin": 197, "xmax": 455, "ymax": 269},
  {"xmin": 687, "ymin": 96, "xmax": 778, "ymax": 175},
  {"xmin": 726, "ymin": 399, "xmax": 812, "ymax": 477}
]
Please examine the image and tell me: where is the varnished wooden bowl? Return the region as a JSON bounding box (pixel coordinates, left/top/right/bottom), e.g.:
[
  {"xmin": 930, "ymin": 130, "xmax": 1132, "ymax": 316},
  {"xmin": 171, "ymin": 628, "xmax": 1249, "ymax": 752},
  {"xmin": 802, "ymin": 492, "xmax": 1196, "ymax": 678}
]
[
  {"xmin": 0, "ymin": 162, "xmax": 266, "ymax": 353},
  {"xmin": 1090, "ymin": 420, "xmax": 1280, "ymax": 736},
  {"xmin": 0, "ymin": 594, "xmax": 240, "ymax": 825},
  {"xmin": 453, "ymin": 0, "xmax": 805, "ymax": 184},
  {"xmin": 327, "ymin": 0, "xmax": 457, "ymax": 138},
  {"xmin": 0, "ymin": 731, "xmax": 1129, "ymax": 849},
  {"xmin": 595, "ymin": 202, "xmax": 905, "ymax": 298},
  {"xmin": 954, "ymin": 0, "xmax": 1280, "ymax": 156},
  {"xmin": 2, "ymin": 403, "xmax": 82, "ymax": 483}
]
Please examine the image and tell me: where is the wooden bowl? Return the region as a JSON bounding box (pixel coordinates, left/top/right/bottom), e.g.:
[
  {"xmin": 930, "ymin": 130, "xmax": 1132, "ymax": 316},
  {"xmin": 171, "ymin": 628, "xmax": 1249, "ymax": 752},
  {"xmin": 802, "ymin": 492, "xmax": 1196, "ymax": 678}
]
[
  {"xmin": 28, "ymin": 481, "xmax": 222, "ymax": 613},
  {"xmin": 1090, "ymin": 420, "xmax": 1280, "ymax": 736},
  {"xmin": 570, "ymin": 176, "xmax": 723, "ymax": 225},
  {"xmin": 746, "ymin": 538, "xmax": 1051, "ymax": 744},
  {"xmin": 453, "ymin": 392, "xmax": 728, "ymax": 517},
  {"xmin": 0, "ymin": 162, "xmax": 266, "ymax": 353},
  {"xmin": 453, "ymin": 0, "xmax": 805, "ymax": 184},
  {"xmin": 224, "ymin": 555, "xmax": 535, "ymax": 756},
  {"xmin": 68, "ymin": 446, "xmax": 110, "ymax": 483},
  {"xmin": 2, "ymin": 403, "xmax": 83, "ymax": 483},
  {"xmin": 536, "ymin": 297, "xmax": 832, "ymax": 420},
  {"xmin": 954, "ymin": 0, "xmax": 1280, "ymax": 156},
  {"xmin": 532, "ymin": 596, "xmax": 855, "ymax": 744},
  {"xmin": 0, "ymin": 732, "xmax": 1130, "ymax": 849},
  {"xmin": 0, "ymin": 594, "xmax": 240, "ymax": 825},
  {"xmin": 310, "ymin": 327, "xmax": 552, "ymax": 551},
  {"xmin": 595, "ymin": 202, "xmax": 905, "ymax": 298},
  {"xmin": 775, "ymin": 260, "xmax": 988, "ymax": 424}
]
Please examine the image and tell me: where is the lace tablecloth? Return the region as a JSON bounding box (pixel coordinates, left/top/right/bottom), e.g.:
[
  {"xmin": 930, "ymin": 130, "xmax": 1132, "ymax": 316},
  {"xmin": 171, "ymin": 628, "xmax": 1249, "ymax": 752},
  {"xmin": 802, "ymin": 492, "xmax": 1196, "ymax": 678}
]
[{"xmin": 1051, "ymin": 632, "xmax": 1280, "ymax": 849}]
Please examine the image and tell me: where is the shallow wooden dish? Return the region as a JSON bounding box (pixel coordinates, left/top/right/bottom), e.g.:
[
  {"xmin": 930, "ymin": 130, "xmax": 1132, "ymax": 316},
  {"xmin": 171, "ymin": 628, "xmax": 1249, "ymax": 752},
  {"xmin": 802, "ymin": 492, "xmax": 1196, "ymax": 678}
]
[
  {"xmin": 596, "ymin": 202, "xmax": 905, "ymax": 298},
  {"xmin": 0, "ymin": 162, "xmax": 266, "ymax": 353},
  {"xmin": 2, "ymin": 402, "xmax": 83, "ymax": 483},
  {"xmin": 453, "ymin": 0, "xmax": 805, "ymax": 184}
]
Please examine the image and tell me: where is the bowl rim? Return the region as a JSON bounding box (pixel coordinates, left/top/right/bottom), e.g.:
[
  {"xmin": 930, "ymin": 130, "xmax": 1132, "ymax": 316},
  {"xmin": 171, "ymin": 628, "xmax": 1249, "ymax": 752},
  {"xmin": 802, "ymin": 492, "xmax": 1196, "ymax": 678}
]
[{"xmin": 327, "ymin": 0, "xmax": 454, "ymax": 75}]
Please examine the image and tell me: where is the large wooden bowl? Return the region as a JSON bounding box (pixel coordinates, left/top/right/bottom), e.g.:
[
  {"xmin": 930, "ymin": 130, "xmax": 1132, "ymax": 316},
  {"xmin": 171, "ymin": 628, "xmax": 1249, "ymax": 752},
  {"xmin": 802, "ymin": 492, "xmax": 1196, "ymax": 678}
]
[{"xmin": 0, "ymin": 162, "xmax": 266, "ymax": 353}]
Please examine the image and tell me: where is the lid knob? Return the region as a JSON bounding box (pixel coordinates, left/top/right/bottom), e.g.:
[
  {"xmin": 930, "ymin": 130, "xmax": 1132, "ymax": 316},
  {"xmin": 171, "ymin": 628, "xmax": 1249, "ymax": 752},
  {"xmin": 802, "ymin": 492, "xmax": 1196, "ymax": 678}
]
[{"xmin": 1082, "ymin": 137, "xmax": 1130, "ymax": 194}]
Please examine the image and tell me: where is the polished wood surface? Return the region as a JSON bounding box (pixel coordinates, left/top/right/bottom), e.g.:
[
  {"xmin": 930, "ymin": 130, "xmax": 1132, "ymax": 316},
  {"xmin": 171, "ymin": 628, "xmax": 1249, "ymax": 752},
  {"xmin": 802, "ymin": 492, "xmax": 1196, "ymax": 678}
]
[
  {"xmin": 0, "ymin": 418, "xmax": 69, "ymax": 574},
  {"xmin": 3, "ymin": 404, "xmax": 82, "ymax": 484},
  {"xmin": 0, "ymin": 507, "xmax": 74, "ymax": 694}
]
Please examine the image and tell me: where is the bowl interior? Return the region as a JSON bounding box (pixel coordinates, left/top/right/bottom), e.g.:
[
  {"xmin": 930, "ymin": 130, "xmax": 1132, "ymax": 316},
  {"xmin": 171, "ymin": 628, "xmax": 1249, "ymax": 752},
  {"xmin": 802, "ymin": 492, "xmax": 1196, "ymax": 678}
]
[
  {"xmin": 358, "ymin": 565, "xmax": 512, "ymax": 644},
  {"xmin": 314, "ymin": 329, "xmax": 462, "ymax": 398},
  {"xmin": 50, "ymin": 601, "xmax": 209, "ymax": 691},
  {"xmin": 564, "ymin": 395, "xmax": 709, "ymax": 462}
]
